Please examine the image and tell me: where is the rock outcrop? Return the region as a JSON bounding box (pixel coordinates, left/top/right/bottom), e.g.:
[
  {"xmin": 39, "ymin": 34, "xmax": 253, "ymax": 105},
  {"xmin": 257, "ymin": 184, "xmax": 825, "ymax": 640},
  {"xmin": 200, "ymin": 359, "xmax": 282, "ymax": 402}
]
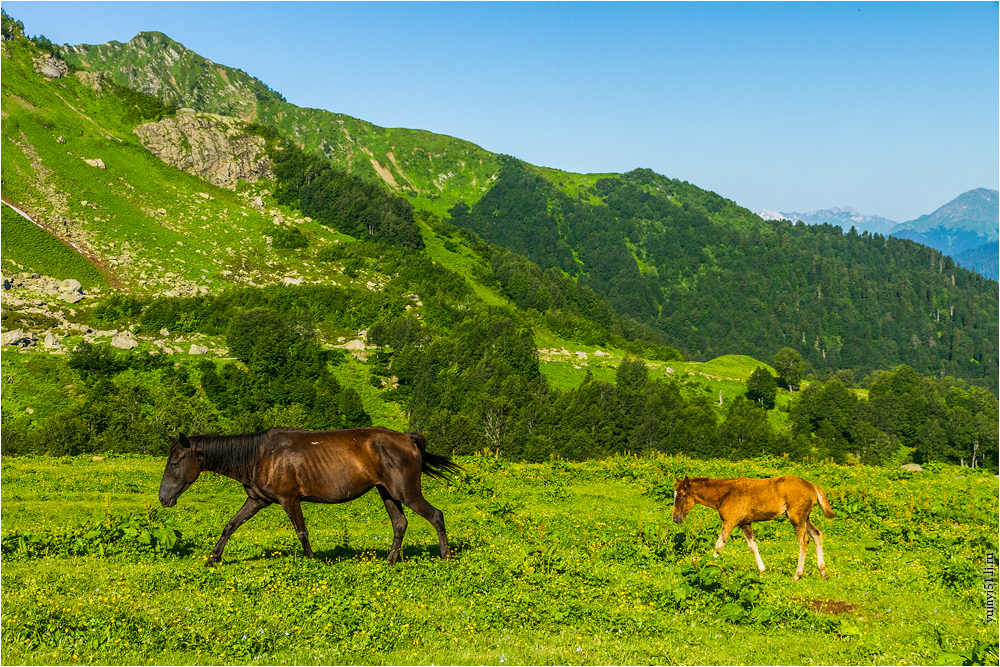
[
  {"xmin": 34, "ymin": 53, "xmax": 68, "ymax": 79},
  {"xmin": 133, "ymin": 111, "xmax": 272, "ymax": 189}
]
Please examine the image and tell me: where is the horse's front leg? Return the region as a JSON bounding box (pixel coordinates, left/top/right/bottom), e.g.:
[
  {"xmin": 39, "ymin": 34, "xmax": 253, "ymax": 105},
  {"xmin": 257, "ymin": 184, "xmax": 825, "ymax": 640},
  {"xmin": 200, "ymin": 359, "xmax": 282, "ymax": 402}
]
[
  {"xmin": 376, "ymin": 485, "xmax": 408, "ymax": 565},
  {"xmin": 713, "ymin": 519, "xmax": 737, "ymax": 558},
  {"xmin": 739, "ymin": 524, "xmax": 766, "ymax": 575},
  {"xmin": 278, "ymin": 497, "xmax": 315, "ymax": 559},
  {"xmin": 206, "ymin": 497, "xmax": 269, "ymax": 567}
]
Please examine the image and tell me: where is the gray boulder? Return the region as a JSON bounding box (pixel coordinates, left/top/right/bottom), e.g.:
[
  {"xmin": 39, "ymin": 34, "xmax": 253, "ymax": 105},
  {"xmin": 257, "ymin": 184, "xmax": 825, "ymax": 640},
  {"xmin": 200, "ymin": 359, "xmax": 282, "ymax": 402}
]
[
  {"xmin": 111, "ymin": 335, "xmax": 139, "ymax": 350},
  {"xmin": 1, "ymin": 329, "xmax": 29, "ymax": 346}
]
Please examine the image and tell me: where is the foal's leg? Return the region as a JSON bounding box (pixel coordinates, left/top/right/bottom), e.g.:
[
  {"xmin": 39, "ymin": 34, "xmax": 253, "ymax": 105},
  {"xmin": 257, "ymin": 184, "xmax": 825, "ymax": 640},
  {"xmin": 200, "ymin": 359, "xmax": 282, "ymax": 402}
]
[
  {"xmin": 805, "ymin": 520, "xmax": 828, "ymax": 579},
  {"xmin": 206, "ymin": 496, "xmax": 269, "ymax": 567},
  {"xmin": 714, "ymin": 519, "xmax": 738, "ymax": 559},
  {"xmin": 790, "ymin": 519, "xmax": 810, "ymax": 581},
  {"xmin": 278, "ymin": 497, "xmax": 314, "ymax": 559},
  {"xmin": 402, "ymin": 494, "xmax": 451, "ymax": 559},
  {"xmin": 739, "ymin": 524, "xmax": 766, "ymax": 575},
  {"xmin": 376, "ymin": 485, "xmax": 408, "ymax": 565}
]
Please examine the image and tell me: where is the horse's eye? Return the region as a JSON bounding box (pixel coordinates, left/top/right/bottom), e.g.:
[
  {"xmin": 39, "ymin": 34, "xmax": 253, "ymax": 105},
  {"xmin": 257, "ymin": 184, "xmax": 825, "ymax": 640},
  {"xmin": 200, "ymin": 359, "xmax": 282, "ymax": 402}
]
[{"xmin": 171, "ymin": 462, "xmax": 178, "ymax": 468}]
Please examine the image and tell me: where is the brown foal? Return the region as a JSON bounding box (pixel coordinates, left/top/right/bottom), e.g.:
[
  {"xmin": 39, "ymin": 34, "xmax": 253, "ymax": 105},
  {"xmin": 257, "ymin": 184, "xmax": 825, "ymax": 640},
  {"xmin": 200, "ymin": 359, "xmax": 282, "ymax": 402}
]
[{"xmin": 672, "ymin": 475, "xmax": 835, "ymax": 580}]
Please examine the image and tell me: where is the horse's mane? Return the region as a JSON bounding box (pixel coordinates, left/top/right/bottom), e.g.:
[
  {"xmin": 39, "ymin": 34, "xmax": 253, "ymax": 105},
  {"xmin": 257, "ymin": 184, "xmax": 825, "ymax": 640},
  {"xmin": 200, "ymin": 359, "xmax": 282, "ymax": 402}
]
[{"xmin": 189, "ymin": 431, "xmax": 266, "ymax": 481}]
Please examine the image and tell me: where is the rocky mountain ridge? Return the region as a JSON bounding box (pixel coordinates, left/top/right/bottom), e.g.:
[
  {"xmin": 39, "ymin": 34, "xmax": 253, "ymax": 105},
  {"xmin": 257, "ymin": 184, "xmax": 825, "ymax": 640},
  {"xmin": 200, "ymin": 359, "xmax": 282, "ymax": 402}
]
[{"xmin": 58, "ymin": 31, "xmax": 505, "ymax": 216}]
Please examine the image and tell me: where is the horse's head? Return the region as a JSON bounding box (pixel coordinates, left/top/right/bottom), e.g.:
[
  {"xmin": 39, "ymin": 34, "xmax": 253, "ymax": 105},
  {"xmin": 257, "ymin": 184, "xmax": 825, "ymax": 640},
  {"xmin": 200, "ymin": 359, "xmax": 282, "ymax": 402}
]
[
  {"xmin": 672, "ymin": 476, "xmax": 696, "ymax": 524},
  {"xmin": 159, "ymin": 434, "xmax": 202, "ymax": 508}
]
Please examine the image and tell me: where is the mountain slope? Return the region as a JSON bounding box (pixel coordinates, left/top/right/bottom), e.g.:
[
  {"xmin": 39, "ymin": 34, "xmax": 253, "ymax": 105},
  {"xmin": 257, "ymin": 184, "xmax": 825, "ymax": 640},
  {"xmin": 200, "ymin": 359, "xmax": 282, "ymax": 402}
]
[
  {"xmin": 953, "ymin": 242, "xmax": 999, "ymax": 281},
  {"xmin": 2, "ymin": 15, "xmax": 997, "ymax": 473},
  {"xmin": 888, "ymin": 188, "xmax": 999, "ymax": 279},
  {"xmin": 5, "ymin": 18, "xmax": 998, "ymax": 390},
  {"xmin": 892, "ymin": 188, "xmax": 999, "ymax": 238},
  {"xmin": 59, "ymin": 31, "xmax": 504, "ymax": 217}
]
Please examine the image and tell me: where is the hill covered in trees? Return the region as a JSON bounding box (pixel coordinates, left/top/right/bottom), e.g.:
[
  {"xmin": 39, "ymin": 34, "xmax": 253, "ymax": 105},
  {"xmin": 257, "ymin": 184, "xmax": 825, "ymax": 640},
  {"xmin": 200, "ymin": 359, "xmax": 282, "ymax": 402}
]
[{"xmin": 448, "ymin": 161, "xmax": 998, "ymax": 389}]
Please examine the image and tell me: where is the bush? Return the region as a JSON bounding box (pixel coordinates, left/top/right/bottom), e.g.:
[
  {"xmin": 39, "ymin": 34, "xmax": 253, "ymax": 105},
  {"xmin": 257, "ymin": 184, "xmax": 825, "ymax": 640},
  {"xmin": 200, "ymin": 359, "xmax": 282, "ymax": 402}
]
[{"xmin": 271, "ymin": 226, "xmax": 308, "ymax": 250}]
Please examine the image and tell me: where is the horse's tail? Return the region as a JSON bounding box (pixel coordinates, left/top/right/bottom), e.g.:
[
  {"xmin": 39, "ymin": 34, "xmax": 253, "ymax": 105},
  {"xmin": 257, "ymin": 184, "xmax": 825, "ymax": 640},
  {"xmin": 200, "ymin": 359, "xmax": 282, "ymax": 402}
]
[
  {"xmin": 410, "ymin": 433, "xmax": 463, "ymax": 481},
  {"xmin": 813, "ymin": 483, "xmax": 836, "ymax": 519}
]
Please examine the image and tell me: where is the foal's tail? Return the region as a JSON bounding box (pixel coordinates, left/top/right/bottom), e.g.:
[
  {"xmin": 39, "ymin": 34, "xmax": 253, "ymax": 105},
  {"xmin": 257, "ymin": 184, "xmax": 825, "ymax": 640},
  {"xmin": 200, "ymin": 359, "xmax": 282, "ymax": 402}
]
[
  {"xmin": 410, "ymin": 433, "xmax": 463, "ymax": 480},
  {"xmin": 813, "ymin": 483, "xmax": 836, "ymax": 519}
]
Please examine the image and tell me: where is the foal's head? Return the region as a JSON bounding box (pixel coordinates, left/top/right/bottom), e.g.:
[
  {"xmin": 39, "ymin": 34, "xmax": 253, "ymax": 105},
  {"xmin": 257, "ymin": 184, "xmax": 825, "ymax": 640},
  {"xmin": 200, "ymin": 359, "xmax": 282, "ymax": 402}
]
[
  {"xmin": 159, "ymin": 434, "xmax": 203, "ymax": 508},
  {"xmin": 672, "ymin": 476, "xmax": 696, "ymax": 524}
]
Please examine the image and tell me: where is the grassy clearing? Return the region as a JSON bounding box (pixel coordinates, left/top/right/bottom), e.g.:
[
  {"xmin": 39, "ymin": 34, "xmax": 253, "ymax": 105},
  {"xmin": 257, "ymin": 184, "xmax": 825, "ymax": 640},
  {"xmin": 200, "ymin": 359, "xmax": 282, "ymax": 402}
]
[
  {"xmin": 2, "ymin": 453, "xmax": 995, "ymax": 665},
  {"xmin": 1, "ymin": 205, "xmax": 109, "ymax": 288},
  {"xmin": 416, "ymin": 219, "xmax": 509, "ymax": 308}
]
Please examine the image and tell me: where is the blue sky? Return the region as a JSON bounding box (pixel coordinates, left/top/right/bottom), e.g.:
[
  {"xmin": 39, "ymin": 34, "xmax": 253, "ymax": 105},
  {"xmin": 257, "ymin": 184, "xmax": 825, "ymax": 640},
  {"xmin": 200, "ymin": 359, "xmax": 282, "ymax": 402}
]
[{"xmin": 4, "ymin": 1, "xmax": 998, "ymax": 221}]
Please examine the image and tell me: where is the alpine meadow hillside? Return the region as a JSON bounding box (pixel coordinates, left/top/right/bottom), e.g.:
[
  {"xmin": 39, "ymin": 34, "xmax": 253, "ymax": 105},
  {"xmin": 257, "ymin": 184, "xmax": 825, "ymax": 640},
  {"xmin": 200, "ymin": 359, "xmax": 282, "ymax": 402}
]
[
  {"xmin": 2, "ymin": 11, "xmax": 997, "ymax": 467},
  {"xmin": 2, "ymin": 12, "xmax": 999, "ymax": 667}
]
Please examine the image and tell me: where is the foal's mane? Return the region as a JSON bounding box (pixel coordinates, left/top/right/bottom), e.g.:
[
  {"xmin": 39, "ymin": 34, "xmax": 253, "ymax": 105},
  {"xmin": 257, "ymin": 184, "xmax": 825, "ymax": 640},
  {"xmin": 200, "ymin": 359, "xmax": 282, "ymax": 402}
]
[{"xmin": 189, "ymin": 431, "xmax": 266, "ymax": 481}]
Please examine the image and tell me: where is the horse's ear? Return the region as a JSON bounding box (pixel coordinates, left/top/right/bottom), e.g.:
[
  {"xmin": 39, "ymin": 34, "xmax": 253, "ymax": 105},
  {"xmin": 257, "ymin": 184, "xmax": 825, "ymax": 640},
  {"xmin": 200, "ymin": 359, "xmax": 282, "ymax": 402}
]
[
  {"xmin": 178, "ymin": 433, "xmax": 191, "ymax": 448},
  {"xmin": 682, "ymin": 475, "xmax": 690, "ymax": 483}
]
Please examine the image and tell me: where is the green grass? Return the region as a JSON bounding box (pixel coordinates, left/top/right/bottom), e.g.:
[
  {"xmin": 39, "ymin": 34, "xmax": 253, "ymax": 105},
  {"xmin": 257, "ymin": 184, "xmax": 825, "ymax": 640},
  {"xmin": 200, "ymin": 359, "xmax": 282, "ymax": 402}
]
[
  {"xmin": 329, "ymin": 353, "xmax": 408, "ymax": 432},
  {"xmin": 1, "ymin": 453, "xmax": 995, "ymax": 665},
  {"xmin": 1, "ymin": 205, "xmax": 109, "ymax": 289},
  {"xmin": 417, "ymin": 219, "xmax": 510, "ymax": 308}
]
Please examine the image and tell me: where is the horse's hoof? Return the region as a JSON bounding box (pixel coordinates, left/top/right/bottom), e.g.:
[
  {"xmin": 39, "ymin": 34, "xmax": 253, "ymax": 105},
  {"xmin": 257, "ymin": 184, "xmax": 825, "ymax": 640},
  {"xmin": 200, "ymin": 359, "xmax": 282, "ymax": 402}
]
[{"xmin": 204, "ymin": 559, "xmax": 217, "ymax": 568}]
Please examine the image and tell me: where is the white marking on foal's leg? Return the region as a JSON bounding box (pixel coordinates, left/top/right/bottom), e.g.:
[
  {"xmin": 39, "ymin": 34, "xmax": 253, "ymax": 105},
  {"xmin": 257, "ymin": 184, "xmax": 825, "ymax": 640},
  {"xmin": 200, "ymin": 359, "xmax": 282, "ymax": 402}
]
[
  {"xmin": 807, "ymin": 521, "xmax": 828, "ymax": 579},
  {"xmin": 740, "ymin": 525, "xmax": 766, "ymax": 574},
  {"xmin": 791, "ymin": 521, "xmax": 809, "ymax": 580}
]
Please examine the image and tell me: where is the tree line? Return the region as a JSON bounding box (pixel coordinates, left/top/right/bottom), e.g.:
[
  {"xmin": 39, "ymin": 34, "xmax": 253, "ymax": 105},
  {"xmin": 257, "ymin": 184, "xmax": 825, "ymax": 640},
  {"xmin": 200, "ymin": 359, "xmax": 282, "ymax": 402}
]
[{"xmin": 5, "ymin": 268, "xmax": 995, "ymax": 471}]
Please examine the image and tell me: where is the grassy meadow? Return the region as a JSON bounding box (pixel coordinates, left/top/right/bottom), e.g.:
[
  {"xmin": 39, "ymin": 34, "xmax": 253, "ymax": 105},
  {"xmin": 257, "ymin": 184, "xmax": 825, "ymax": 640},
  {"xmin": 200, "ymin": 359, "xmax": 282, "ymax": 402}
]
[{"xmin": 1, "ymin": 453, "xmax": 996, "ymax": 666}]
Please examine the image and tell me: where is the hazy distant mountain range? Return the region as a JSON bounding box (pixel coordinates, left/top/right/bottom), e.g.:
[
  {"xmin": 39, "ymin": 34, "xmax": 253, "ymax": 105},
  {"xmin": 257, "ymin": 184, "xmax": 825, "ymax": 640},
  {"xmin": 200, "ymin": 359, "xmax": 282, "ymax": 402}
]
[
  {"xmin": 758, "ymin": 206, "xmax": 897, "ymax": 236},
  {"xmin": 759, "ymin": 188, "xmax": 999, "ymax": 279}
]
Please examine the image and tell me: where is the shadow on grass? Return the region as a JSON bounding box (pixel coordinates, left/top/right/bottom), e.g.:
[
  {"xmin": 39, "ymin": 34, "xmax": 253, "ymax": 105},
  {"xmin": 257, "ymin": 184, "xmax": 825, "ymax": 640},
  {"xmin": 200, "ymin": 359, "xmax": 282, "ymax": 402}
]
[{"xmin": 186, "ymin": 538, "xmax": 474, "ymax": 567}]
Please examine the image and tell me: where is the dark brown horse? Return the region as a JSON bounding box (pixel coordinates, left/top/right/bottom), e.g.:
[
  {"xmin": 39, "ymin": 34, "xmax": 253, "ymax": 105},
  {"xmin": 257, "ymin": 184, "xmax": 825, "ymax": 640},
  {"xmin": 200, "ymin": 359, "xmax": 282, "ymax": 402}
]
[
  {"xmin": 672, "ymin": 475, "xmax": 835, "ymax": 580},
  {"xmin": 158, "ymin": 427, "xmax": 461, "ymax": 566}
]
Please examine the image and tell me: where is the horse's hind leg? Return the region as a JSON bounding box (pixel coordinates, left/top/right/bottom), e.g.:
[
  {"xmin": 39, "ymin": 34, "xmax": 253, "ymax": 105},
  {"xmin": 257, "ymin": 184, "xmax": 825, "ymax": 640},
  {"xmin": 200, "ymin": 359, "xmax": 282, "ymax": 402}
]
[
  {"xmin": 790, "ymin": 519, "xmax": 810, "ymax": 580},
  {"xmin": 206, "ymin": 496, "xmax": 269, "ymax": 567},
  {"xmin": 806, "ymin": 520, "xmax": 828, "ymax": 579},
  {"xmin": 402, "ymin": 495, "xmax": 451, "ymax": 559},
  {"xmin": 376, "ymin": 485, "xmax": 408, "ymax": 565},
  {"xmin": 740, "ymin": 524, "xmax": 766, "ymax": 575},
  {"xmin": 278, "ymin": 497, "xmax": 314, "ymax": 559}
]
